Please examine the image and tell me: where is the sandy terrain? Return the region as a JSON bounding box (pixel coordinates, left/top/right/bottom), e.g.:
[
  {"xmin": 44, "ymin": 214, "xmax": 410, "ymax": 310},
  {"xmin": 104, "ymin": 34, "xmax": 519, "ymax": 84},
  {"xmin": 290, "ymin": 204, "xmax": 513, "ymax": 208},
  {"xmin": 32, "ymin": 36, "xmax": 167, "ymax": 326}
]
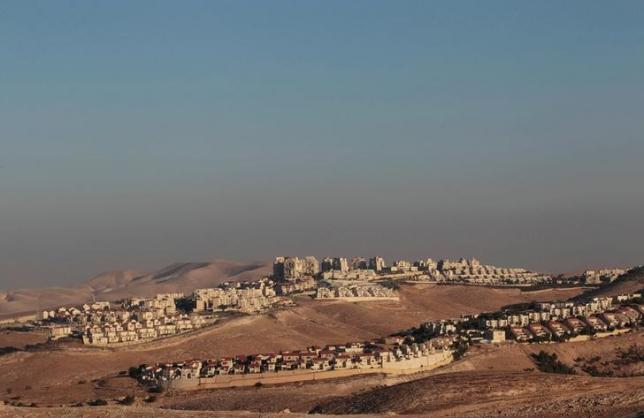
[
  {"xmin": 0, "ymin": 329, "xmax": 49, "ymax": 349},
  {"xmin": 311, "ymin": 370, "xmax": 644, "ymax": 417},
  {"xmin": 0, "ymin": 406, "xmax": 401, "ymax": 418}
]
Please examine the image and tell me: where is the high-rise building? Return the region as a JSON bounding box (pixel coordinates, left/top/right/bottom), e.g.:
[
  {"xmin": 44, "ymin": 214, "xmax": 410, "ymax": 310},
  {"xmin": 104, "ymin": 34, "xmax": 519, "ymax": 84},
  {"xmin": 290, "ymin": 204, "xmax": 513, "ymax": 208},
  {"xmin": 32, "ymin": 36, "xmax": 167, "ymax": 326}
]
[
  {"xmin": 369, "ymin": 256, "xmax": 386, "ymax": 272},
  {"xmin": 303, "ymin": 256, "xmax": 320, "ymax": 276},
  {"xmin": 275, "ymin": 256, "xmax": 319, "ymax": 279},
  {"xmin": 415, "ymin": 258, "xmax": 437, "ymax": 271},
  {"xmin": 273, "ymin": 257, "xmax": 286, "ymax": 279},
  {"xmin": 283, "ymin": 257, "xmax": 304, "ymax": 278},
  {"xmin": 333, "ymin": 257, "xmax": 349, "ymax": 273},
  {"xmin": 321, "ymin": 257, "xmax": 334, "ymax": 272},
  {"xmin": 351, "ymin": 257, "xmax": 368, "ymax": 270}
]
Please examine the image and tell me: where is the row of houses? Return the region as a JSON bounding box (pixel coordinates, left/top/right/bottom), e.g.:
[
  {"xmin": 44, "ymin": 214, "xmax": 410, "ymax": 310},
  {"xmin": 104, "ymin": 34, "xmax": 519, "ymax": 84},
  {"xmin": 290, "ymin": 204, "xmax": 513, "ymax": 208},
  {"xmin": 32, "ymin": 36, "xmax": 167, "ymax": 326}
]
[
  {"xmin": 315, "ymin": 284, "xmax": 397, "ymax": 299},
  {"xmin": 82, "ymin": 313, "xmax": 208, "ymax": 345},
  {"xmin": 508, "ymin": 306, "xmax": 642, "ymax": 342},
  {"xmin": 398, "ymin": 294, "xmax": 643, "ymax": 347},
  {"xmin": 193, "ymin": 279, "xmax": 278, "ymax": 313},
  {"xmin": 137, "ymin": 339, "xmax": 451, "ymax": 385}
]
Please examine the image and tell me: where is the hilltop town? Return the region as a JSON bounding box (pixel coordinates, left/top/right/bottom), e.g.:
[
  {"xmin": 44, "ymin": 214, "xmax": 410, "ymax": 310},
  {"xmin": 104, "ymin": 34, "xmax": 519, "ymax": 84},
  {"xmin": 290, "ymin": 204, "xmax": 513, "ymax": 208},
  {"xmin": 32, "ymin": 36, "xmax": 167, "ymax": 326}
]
[
  {"xmin": 1, "ymin": 258, "xmax": 641, "ymax": 417},
  {"xmin": 131, "ymin": 290, "xmax": 642, "ymax": 392},
  {"xmin": 28, "ymin": 256, "xmax": 633, "ymax": 348}
]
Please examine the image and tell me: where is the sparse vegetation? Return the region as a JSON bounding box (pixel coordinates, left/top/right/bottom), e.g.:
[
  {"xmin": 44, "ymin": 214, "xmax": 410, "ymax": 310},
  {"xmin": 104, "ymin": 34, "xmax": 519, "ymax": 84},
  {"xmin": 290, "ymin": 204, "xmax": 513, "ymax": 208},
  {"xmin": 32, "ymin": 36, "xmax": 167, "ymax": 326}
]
[
  {"xmin": 452, "ymin": 341, "xmax": 469, "ymax": 360},
  {"xmin": 378, "ymin": 280, "xmax": 401, "ymax": 290},
  {"xmin": 614, "ymin": 344, "xmax": 644, "ymax": 365},
  {"xmin": 118, "ymin": 395, "xmax": 135, "ymax": 405},
  {"xmin": 87, "ymin": 399, "xmax": 108, "ymax": 406},
  {"xmin": 128, "ymin": 366, "xmax": 141, "ymax": 379},
  {"xmin": 531, "ymin": 351, "xmax": 575, "ymax": 374},
  {"xmin": 147, "ymin": 385, "xmax": 164, "ymax": 393},
  {"xmin": 0, "ymin": 346, "xmax": 20, "ymax": 356},
  {"xmin": 581, "ymin": 364, "xmax": 614, "ymax": 377}
]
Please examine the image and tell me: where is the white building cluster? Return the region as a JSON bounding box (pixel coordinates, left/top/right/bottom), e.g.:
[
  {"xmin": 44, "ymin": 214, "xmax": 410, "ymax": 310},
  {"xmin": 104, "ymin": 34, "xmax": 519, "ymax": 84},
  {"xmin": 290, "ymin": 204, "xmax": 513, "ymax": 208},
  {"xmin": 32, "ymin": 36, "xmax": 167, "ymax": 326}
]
[
  {"xmin": 434, "ymin": 257, "xmax": 551, "ymax": 285},
  {"xmin": 582, "ymin": 269, "xmax": 626, "ymax": 285},
  {"xmin": 273, "ymin": 256, "xmax": 320, "ymax": 279},
  {"xmin": 194, "ymin": 279, "xmax": 277, "ymax": 313},
  {"xmin": 82, "ymin": 312, "xmax": 206, "ymax": 346},
  {"xmin": 316, "ymin": 284, "xmax": 397, "ymax": 300},
  {"xmin": 38, "ymin": 294, "xmax": 211, "ymax": 346},
  {"xmin": 273, "ymin": 255, "xmax": 553, "ymax": 286}
]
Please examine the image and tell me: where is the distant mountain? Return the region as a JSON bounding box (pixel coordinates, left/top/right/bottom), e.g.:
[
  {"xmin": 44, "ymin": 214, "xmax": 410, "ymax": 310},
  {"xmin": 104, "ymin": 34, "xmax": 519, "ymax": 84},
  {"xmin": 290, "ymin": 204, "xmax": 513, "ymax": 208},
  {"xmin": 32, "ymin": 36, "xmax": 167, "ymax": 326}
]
[{"xmin": 0, "ymin": 259, "xmax": 271, "ymax": 317}]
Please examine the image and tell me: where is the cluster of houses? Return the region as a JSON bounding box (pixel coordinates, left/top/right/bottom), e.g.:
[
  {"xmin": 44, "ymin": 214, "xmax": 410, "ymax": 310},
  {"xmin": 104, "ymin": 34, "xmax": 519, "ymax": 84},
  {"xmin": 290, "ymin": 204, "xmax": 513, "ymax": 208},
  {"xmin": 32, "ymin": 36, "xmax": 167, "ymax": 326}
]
[
  {"xmin": 408, "ymin": 293, "xmax": 643, "ymax": 345},
  {"xmin": 274, "ymin": 255, "xmax": 557, "ymax": 287},
  {"xmin": 315, "ymin": 284, "xmax": 397, "ymax": 300},
  {"xmin": 581, "ymin": 268, "xmax": 626, "ymax": 285},
  {"xmin": 193, "ymin": 279, "xmax": 279, "ymax": 314},
  {"xmin": 275, "ymin": 276, "xmax": 318, "ymax": 295},
  {"xmin": 82, "ymin": 312, "xmax": 208, "ymax": 345},
  {"xmin": 436, "ymin": 258, "xmax": 552, "ymax": 285},
  {"xmin": 135, "ymin": 337, "xmax": 453, "ymax": 387},
  {"xmin": 39, "ymin": 294, "xmax": 213, "ymax": 346},
  {"xmin": 505, "ymin": 303, "xmax": 642, "ymax": 342}
]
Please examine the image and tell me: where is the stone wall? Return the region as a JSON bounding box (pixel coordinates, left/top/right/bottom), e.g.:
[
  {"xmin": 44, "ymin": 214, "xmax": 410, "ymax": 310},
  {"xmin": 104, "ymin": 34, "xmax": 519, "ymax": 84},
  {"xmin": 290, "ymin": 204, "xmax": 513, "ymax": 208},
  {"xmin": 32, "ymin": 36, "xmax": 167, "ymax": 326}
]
[{"xmin": 165, "ymin": 351, "xmax": 453, "ymax": 390}]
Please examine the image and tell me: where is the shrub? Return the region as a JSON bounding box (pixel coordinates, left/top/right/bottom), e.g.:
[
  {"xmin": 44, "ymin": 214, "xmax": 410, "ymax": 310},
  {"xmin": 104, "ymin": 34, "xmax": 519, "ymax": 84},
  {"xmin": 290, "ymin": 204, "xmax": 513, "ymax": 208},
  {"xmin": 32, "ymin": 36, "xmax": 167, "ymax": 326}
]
[
  {"xmin": 128, "ymin": 367, "xmax": 140, "ymax": 379},
  {"xmin": 531, "ymin": 351, "xmax": 575, "ymax": 374},
  {"xmin": 88, "ymin": 399, "xmax": 108, "ymax": 406},
  {"xmin": 0, "ymin": 346, "xmax": 20, "ymax": 356}
]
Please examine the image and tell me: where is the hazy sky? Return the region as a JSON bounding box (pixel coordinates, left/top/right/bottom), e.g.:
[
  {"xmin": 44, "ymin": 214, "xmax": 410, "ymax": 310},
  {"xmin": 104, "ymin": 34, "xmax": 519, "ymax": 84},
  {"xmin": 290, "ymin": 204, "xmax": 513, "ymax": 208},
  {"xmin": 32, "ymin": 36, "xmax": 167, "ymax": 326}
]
[{"xmin": 2, "ymin": 1, "xmax": 644, "ymax": 288}]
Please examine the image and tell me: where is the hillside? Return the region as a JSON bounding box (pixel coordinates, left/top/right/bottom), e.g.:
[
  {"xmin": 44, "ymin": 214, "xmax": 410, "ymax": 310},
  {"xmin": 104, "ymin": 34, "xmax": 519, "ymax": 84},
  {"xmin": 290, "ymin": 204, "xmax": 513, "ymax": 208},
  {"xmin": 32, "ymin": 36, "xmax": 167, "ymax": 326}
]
[
  {"xmin": 311, "ymin": 332, "xmax": 644, "ymax": 417},
  {"xmin": 0, "ymin": 260, "xmax": 271, "ymax": 316},
  {"xmin": 0, "ymin": 284, "xmax": 583, "ymax": 407}
]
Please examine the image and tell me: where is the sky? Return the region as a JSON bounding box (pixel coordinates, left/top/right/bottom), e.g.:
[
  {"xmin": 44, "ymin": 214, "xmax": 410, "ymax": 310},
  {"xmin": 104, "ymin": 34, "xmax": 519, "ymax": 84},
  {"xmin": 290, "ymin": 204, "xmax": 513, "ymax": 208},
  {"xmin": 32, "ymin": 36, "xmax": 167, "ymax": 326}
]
[{"xmin": 1, "ymin": 1, "xmax": 644, "ymax": 288}]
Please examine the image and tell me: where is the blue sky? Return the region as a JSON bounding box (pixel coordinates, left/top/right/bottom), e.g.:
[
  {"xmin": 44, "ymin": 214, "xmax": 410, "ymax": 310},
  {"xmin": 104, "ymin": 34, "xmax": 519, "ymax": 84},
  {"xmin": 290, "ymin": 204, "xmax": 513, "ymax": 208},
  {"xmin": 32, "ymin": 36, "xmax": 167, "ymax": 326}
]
[{"xmin": 1, "ymin": 1, "xmax": 644, "ymax": 287}]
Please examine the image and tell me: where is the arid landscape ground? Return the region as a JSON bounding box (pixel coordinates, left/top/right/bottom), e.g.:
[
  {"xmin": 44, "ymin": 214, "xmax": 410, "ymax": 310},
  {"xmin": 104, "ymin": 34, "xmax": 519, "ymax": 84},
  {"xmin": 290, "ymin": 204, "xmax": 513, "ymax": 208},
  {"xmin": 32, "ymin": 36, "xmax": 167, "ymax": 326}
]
[{"xmin": 1, "ymin": 277, "xmax": 642, "ymax": 417}]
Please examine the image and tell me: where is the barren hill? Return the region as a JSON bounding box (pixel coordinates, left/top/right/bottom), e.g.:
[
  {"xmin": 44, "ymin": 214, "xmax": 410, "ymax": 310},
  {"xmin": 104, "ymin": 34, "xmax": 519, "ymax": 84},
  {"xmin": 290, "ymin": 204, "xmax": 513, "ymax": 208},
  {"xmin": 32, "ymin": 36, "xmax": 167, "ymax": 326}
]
[{"xmin": 0, "ymin": 260, "xmax": 271, "ymax": 316}]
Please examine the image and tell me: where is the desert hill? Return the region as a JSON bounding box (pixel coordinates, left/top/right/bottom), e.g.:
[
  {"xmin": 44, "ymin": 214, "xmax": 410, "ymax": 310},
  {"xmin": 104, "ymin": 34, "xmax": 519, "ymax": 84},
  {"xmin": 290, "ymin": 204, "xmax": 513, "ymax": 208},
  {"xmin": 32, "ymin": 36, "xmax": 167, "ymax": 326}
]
[{"xmin": 0, "ymin": 260, "xmax": 271, "ymax": 316}]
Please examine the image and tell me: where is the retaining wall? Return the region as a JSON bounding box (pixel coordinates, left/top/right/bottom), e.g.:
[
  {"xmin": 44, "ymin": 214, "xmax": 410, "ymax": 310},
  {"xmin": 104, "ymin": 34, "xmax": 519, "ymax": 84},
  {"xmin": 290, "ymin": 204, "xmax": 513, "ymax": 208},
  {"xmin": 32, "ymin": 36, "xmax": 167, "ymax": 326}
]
[{"xmin": 166, "ymin": 351, "xmax": 453, "ymax": 390}]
